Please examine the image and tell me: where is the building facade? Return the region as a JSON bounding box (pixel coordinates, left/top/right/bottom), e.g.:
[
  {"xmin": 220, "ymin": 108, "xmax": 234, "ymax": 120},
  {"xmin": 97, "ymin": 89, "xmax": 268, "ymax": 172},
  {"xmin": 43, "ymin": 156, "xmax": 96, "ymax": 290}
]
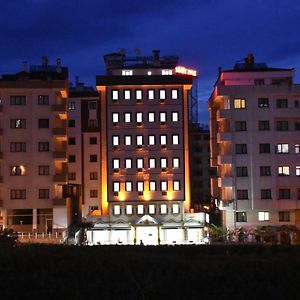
[{"xmin": 209, "ymin": 54, "xmax": 300, "ymax": 231}]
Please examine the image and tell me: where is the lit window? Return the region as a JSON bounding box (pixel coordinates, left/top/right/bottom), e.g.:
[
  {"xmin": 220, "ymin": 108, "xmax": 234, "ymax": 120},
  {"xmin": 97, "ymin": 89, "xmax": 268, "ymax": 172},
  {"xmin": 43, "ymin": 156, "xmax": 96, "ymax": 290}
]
[
  {"xmin": 137, "ymin": 181, "xmax": 144, "ymax": 192},
  {"xmin": 68, "ymin": 101, "xmax": 75, "ymax": 110},
  {"xmin": 136, "ymin": 112, "xmax": 143, "ymax": 124},
  {"xmin": 137, "ymin": 158, "xmax": 144, "ymax": 169},
  {"xmin": 234, "ymin": 98, "xmax": 246, "ymax": 109},
  {"xmin": 125, "ymin": 135, "xmax": 132, "ymax": 146},
  {"xmin": 296, "ymin": 166, "xmax": 300, "ymax": 176},
  {"xmin": 125, "ymin": 158, "xmax": 132, "ymax": 169},
  {"xmin": 124, "ymin": 113, "xmax": 131, "ymax": 123},
  {"xmin": 160, "ymin": 135, "xmax": 167, "ymax": 146},
  {"xmin": 114, "ymin": 205, "xmax": 121, "ymax": 215},
  {"xmin": 148, "ymin": 135, "xmax": 155, "ymax": 145},
  {"xmin": 147, "ymin": 71, "xmax": 152, "ymax": 76},
  {"xmin": 149, "ymin": 158, "xmax": 156, "ymax": 168},
  {"xmin": 161, "ymin": 181, "xmax": 168, "ymax": 191},
  {"xmin": 148, "ymin": 112, "xmax": 155, "ymax": 122},
  {"xmin": 137, "ymin": 205, "xmax": 144, "ymax": 214},
  {"xmin": 125, "ymin": 181, "xmax": 132, "ymax": 192},
  {"xmin": 112, "ymin": 136, "xmax": 119, "ymax": 146},
  {"xmin": 277, "ymin": 144, "xmax": 289, "ymax": 154},
  {"xmin": 122, "ymin": 70, "xmax": 133, "ymax": 76},
  {"xmin": 172, "ymin": 135, "xmax": 179, "ymax": 145},
  {"xmin": 113, "ymin": 159, "xmax": 120, "ymax": 169},
  {"xmin": 171, "ymin": 90, "xmax": 178, "ymax": 99},
  {"xmin": 126, "ymin": 205, "xmax": 133, "ymax": 215},
  {"xmin": 124, "ymin": 90, "xmax": 131, "ymax": 100},
  {"xmin": 148, "ymin": 90, "xmax": 155, "ymax": 100},
  {"xmin": 173, "ymin": 180, "xmax": 180, "ymax": 191},
  {"xmin": 149, "ymin": 181, "xmax": 156, "ymax": 191},
  {"xmin": 296, "ymin": 144, "xmax": 300, "ymax": 153},
  {"xmin": 162, "ymin": 69, "xmax": 172, "ymax": 75},
  {"xmin": 173, "ymin": 158, "xmax": 180, "ymax": 168},
  {"xmin": 258, "ymin": 211, "xmax": 269, "ymax": 221},
  {"xmin": 161, "ymin": 158, "xmax": 167, "ymax": 168},
  {"xmin": 10, "ymin": 119, "xmax": 26, "ymax": 128},
  {"xmin": 172, "ymin": 112, "xmax": 179, "ymax": 122},
  {"xmin": 112, "ymin": 113, "xmax": 119, "ymax": 124},
  {"xmin": 149, "ymin": 204, "xmax": 155, "ymax": 214},
  {"xmin": 160, "ymin": 112, "xmax": 166, "ymax": 123},
  {"xmin": 172, "ymin": 204, "xmax": 179, "ymax": 214},
  {"xmin": 160, "ymin": 204, "xmax": 167, "ymax": 214},
  {"xmin": 136, "ymin": 135, "xmax": 143, "ymax": 146},
  {"xmin": 10, "ymin": 165, "xmax": 26, "ymax": 176},
  {"xmin": 159, "ymin": 90, "xmax": 166, "ymax": 100},
  {"xmin": 278, "ymin": 166, "xmax": 290, "ymax": 176},
  {"xmin": 136, "ymin": 90, "xmax": 142, "ymax": 100},
  {"xmin": 113, "ymin": 182, "xmax": 120, "ymax": 192},
  {"xmin": 112, "ymin": 90, "xmax": 119, "ymax": 100}
]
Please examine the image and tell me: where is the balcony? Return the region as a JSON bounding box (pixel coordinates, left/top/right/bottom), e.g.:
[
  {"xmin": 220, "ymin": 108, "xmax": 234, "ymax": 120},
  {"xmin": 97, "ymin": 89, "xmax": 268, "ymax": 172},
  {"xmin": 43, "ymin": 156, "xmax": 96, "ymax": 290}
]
[
  {"xmin": 52, "ymin": 127, "xmax": 66, "ymax": 136},
  {"xmin": 217, "ymin": 155, "xmax": 232, "ymax": 165},
  {"xmin": 53, "ymin": 173, "xmax": 67, "ymax": 183},
  {"xmin": 217, "ymin": 109, "xmax": 231, "ymax": 120},
  {"xmin": 218, "ymin": 177, "xmax": 233, "ymax": 187},
  {"xmin": 217, "ymin": 132, "xmax": 231, "ymax": 142},
  {"xmin": 52, "ymin": 104, "xmax": 67, "ymax": 119},
  {"xmin": 53, "ymin": 198, "xmax": 66, "ymax": 206},
  {"xmin": 53, "ymin": 151, "xmax": 67, "ymax": 160}
]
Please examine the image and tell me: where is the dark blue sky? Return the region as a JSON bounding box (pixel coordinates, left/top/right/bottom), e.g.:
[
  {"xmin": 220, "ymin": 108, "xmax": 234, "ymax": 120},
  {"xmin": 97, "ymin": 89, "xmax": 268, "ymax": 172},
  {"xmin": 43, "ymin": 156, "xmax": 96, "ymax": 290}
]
[{"xmin": 1, "ymin": 0, "xmax": 300, "ymax": 122}]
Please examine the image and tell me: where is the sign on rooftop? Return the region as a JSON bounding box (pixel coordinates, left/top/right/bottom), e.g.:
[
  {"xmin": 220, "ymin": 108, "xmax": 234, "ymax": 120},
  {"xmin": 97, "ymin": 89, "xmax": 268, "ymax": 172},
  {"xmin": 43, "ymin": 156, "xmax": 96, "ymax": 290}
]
[{"xmin": 175, "ymin": 66, "xmax": 197, "ymax": 77}]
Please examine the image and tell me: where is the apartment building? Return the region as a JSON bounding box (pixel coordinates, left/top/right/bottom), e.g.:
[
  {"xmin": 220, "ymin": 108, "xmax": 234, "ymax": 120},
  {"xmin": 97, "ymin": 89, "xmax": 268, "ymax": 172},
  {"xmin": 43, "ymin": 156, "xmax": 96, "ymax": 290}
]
[{"xmin": 209, "ymin": 54, "xmax": 300, "ymax": 230}]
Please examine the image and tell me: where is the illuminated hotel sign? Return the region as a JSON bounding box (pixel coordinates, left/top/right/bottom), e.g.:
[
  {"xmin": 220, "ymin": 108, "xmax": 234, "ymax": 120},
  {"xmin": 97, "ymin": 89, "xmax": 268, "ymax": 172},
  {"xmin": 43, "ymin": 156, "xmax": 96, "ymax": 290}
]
[{"xmin": 175, "ymin": 66, "xmax": 197, "ymax": 77}]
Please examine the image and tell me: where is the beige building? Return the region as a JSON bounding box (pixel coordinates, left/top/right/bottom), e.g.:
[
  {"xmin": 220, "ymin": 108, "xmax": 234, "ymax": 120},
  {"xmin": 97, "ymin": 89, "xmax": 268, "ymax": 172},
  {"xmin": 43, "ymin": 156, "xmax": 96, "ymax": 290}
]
[{"xmin": 209, "ymin": 54, "xmax": 300, "ymax": 230}]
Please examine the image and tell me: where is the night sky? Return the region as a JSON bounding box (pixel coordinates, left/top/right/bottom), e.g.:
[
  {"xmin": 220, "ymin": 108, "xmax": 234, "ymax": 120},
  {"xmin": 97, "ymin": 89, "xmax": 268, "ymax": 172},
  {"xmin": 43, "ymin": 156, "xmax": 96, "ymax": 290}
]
[{"xmin": 1, "ymin": 0, "xmax": 300, "ymax": 122}]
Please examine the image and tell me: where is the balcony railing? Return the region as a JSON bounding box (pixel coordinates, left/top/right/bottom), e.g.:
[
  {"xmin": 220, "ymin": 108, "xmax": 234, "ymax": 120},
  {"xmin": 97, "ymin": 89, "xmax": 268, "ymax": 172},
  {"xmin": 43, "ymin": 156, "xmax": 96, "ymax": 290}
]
[
  {"xmin": 53, "ymin": 198, "xmax": 66, "ymax": 206},
  {"xmin": 52, "ymin": 128, "xmax": 67, "ymax": 135},
  {"xmin": 53, "ymin": 173, "xmax": 67, "ymax": 183},
  {"xmin": 52, "ymin": 104, "xmax": 67, "ymax": 112},
  {"xmin": 53, "ymin": 151, "xmax": 67, "ymax": 160}
]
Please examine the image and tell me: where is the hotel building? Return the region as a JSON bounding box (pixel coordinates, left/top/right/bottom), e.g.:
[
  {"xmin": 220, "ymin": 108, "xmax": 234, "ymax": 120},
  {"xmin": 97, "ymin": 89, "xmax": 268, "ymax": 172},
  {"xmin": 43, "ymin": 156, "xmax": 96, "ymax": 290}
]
[{"xmin": 209, "ymin": 54, "xmax": 300, "ymax": 230}]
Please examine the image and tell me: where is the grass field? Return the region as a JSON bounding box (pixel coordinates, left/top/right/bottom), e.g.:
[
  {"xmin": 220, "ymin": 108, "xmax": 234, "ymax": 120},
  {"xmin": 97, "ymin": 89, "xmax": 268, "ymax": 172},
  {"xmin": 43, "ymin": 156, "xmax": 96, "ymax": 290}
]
[{"xmin": 0, "ymin": 244, "xmax": 299, "ymax": 300}]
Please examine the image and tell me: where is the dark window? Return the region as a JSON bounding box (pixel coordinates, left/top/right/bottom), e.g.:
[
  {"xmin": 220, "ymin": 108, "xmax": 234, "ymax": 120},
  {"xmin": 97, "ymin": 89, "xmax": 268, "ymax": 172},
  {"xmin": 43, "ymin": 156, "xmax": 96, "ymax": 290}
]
[
  {"xmin": 68, "ymin": 155, "xmax": 76, "ymax": 163},
  {"xmin": 10, "ymin": 189, "xmax": 26, "ymax": 199},
  {"xmin": 235, "ymin": 144, "xmax": 247, "ymax": 154},
  {"xmin": 38, "ymin": 95, "xmax": 49, "ymax": 105},
  {"xmin": 279, "ymin": 189, "xmax": 291, "ymax": 199},
  {"xmin": 261, "ymin": 189, "xmax": 272, "ymax": 199},
  {"xmin": 276, "ymin": 121, "xmax": 289, "ymax": 131},
  {"xmin": 295, "ymin": 100, "xmax": 299, "ymax": 108},
  {"xmin": 298, "ymin": 188, "xmax": 300, "ymax": 200},
  {"xmin": 38, "ymin": 142, "xmax": 49, "ymax": 152},
  {"xmin": 10, "ymin": 142, "xmax": 26, "ymax": 152},
  {"xmin": 236, "ymin": 167, "xmax": 248, "ymax": 177},
  {"xmin": 10, "ymin": 119, "xmax": 26, "ymax": 128},
  {"xmin": 236, "ymin": 212, "xmax": 247, "ymax": 222},
  {"xmin": 237, "ymin": 189, "xmax": 248, "ymax": 200},
  {"xmin": 235, "ymin": 121, "xmax": 247, "ymax": 131},
  {"xmin": 39, "ymin": 189, "xmax": 49, "ymax": 199},
  {"xmin": 68, "ymin": 120, "xmax": 75, "ymax": 127},
  {"xmin": 259, "ymin": 120, "xmax": 270, "ymax": 131},
  {"xmin": 68, "ymin": 137, "xmax": 76, "ymax": 145},
  {"xmin": 255, "ymin": 79, "xmax": 265, "ymax": 86},
  {"xmin": 68, "ymin": 173, "xmax": 76, "ymax": 180},
  {"xmin": 90, "ymin": 155, "xmax": 97, "ymax": 162},
  {"xmin": 260, "ymin": 166, "xmax": 271, "ymax": 176},
  {"xmin": 38, "ymin": 118, "xmax": 49, "ymax": 128},
  {"xmin": 10, "ymin": 96, "xmax": 26, "ymax": 105},
  {"xmin": 279, "ymin": 211, "xmax": 290, "ymax": 222},
  {"xmin": 295, "ymin": 122, "xmax": 300, "ymax": 131},
  {"xmin": 89, "ymin": 137, "xmax": 97, "ymax": 144},
  {"xmin": 90, "ymin": 190, "xmax": 98, "ymax": 198},
  {"xmin": 259, "ymin": 144, "xmax": 270, "ymax": 153},
  {"xmin": 258, "ymin": 98, "xmax": 269, "ymax": 108},
  {"xmin": 38, "ymin": 165, "xmax": 49, "ymax": 175},
  {"xmin": 88, "ymin": 101, "xmax": 97, "ymax": 110},
  {"xmin": 88, "ymin": 119, "xmax": 98, "ymax": 128},
  {"xmin": 90, "ymin": 172, "xmax": 98, "ymax": 180},
  {"xmin": 276, "ymin": 99, "xmax": 288, "ymax": 108}
]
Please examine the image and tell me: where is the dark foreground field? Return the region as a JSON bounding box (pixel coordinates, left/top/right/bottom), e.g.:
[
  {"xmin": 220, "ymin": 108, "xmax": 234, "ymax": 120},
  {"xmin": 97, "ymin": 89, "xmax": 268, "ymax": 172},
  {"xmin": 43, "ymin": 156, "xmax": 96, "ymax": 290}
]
[{"xmin": 0, "ymin": 245, "xmax": 299, "ymax": 300}]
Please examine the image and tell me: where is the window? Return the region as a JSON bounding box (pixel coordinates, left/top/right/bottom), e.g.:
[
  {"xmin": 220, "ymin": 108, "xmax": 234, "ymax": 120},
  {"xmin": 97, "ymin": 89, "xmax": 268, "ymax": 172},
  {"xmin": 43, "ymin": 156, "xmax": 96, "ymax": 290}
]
[
  {"xmin": 149, "ymin": 158, "xmax": 156, "ymax": 168},
  {"xmin": 298, "ymin": 189, "xmax": 300, "ymax": 200},
  {"xmin": 159, "ymin": 112, "xmax": 166, "ymax": 123},
  {"xmin": 278, "ymin": 166, "xmax": 290, "ymax": 176},
  {"xmin": 159, "ymin": 90, "xmax": 166, "ymax": 100},
  {"xmin": 67, "ymin": 137, "xmax": 76, "ymax": 146},
  {"xmin": 38, "ymin": 95, "xmax": 49, "ymax": 105},
  {"xmin": 10, "ymin": 165, "xmax": 26, "ymax": 176},
  {"xmin": 279, "ymin": 189, "xmax": 291, "ymax": 199},
  {"xmin": 113, "ymin": 159, "xmax": 120, "ymax": 170},
  {"xmin": 234, "ymin": 98, "xmax": 246, "ymax": 109},
  {"xmin": 88, "ymin": 119, "xmax": 98, "ymax": 128},
  {"xmin": 173, "ymin": 180, "xmax": 180, "ymax": 191},
  {"xmin": 255, "ymin": 79, "xmax": 265, "ymax": 86},
  {"xmin": 113, "ymin": 182, "xmax": 120, "ymax": 192},
  {"xmin": 261, "ymin": 189, "xmax": 272, "ymax": 199},
  {"xmin": 161, "ymin": 181, "xmax": 168, "ymax": 191},
  {"xmin": 173, "ymin": 158, "xmax": 180, "ymax": 168},
  {"xmin": 147, "ymin": 71, "xmax": 152, "ymax": 76},
  {"xmin": 68, "ymin": 155, "xmax": 76, "ymax": 163},
  {"xmin": 294, "ymin": 121, "xmax": 300, "ymax": 131},
  {"xmin": 276, "ymin": 143, "xmax": 289, "ymax": 154},
  {"xmin": 162, "ymin": 69, "xmax": 172, "ymax": 75},
  {"xmin": 38, "ymin": 165, "xmax": 49, "ymax": 175},
  {"xmin": 124, "ymin": 90, "xmax": 131, "ymax": 100},
  {"xmin": 172, "ymin": 204, "xmax": 180, "ymax": 214},
  {"xmin": 10, "ymin": 96, "xmax": 26, "ymax": 105},
  {"xmin": 137, "ymin": 158, "xmax": 144, "ymax": 169},
  {"xmin": 10, "ymin": 119, "xmax": 26, "ymax": 128},
  {"xmin": 68, "ymin": 120, "xmax": 75, "ymax": 127},
  {"xmin": 149, "ymin": 181, "xmax": 156, "ymax": 191},
  {"xmin": 259, "ymin": 144, "xmax": 270, "ymax": 153},
  {"xmin": 68, "ymin": 102, "xmax": 76, "ymax": 110},
  {"xmin": 136, "ymin": 90, "xmax": 142, "ymax": 100},
  {"xmin": 10, "ymin": 142, "xmax": 26, "ymax": 152},
  {"xmin": 68, "ymin": 173, "xmax": 76, "ymax": 180},
  {"xmin": 89, "ymin": 137, "xmax": 97, "ymax": 144},
  {"xmin": 124, "ymin": 135, "xmax": 131, "ymax": 146},
  {"xmin": 148, "ymin": 90, "xmax": 155, "ymax": 100},
  {"xmin": 88, "ymin": 101, "xmax": 97, "ymax": 110},
  {"xmin": 235, "ymin": 144, "xmax": 247, "ymax": 154},
  {"xmin": 160, "ymin": 158, "xmax": 167, "ymax": 169},
  {"xmin": 160, "ymin": 204, "xmax": 167, "ymax": 214},
  {"xmin": 276, "ymin": 99, "xmax": 288, "ymax": 108},
  {"xmin": 90, "ymin": 155, "xmax": 97, "ymax": 162},
  {"xmin": 112, "ymin": 90, "xmax": 119, "ymax": 100},
  {"xmin": 124, "ymin": 113, "xmax": 131, "ymax": 123},
  {"xmin": 137, "ymin": 205, "xmax": 144, "ymax": 214},
  {"xmin": 136, "ymin": 112, "xmax": 143, "ymax": 124},
  {"xmin": 296, "ymin": 144, "xmax": 300, "ymax": 154},
  {"xmin": 125, "ymin": 158, "xmax": 132, "ymax": 169},
  {"xmin": 277, "ymin": 121, "xmax": 289, "ymax": 131},
  {"xmin": 296, "ymin": 166, "xmax": 300, "ymax": 176},
  {"xmin": 149, "ymin": 204, "xmax": 155, "ymax": 214},
  {"xmin": 279, "ymin": 211, "xmax": 290, "ymax": 222},
  {"xmin": 237, "ymin": 190, "xmax": 248, "ymax": 200},
  {"xmin": 90, "ymin": 172, "xmax": 98, "ymax": 180},
  {"xmin": 148, "ymin": 112, "xmax": 155, "ymax": 122},
  {"xmin": 112, "ymin": 136, "xmax": 119, "ymax": 146},
  {"xmin": 260, "ymin": 166, "xmax": 271, "ymax": 176},
  {"xmin": 160, "ymin": 135, "xmax": 167, "ymax": 146},
  {"xmin": 136, "ymin": 135, "xmax": 143, "ymax": 146},
  {"xmin": 171, "ymin": 89, "xmax": 178, "ymax": 99},
  {"xmin": 137, "ymin": 181, "xmax": 144, "ymax": 192},
  {"xmin": 38, "ymin": 142, "xmax": 49, "ymax": 152},
  {"xmin": 295, "ymin": 100, "xmax": 299, "ymax": 108},
  {"xmin": 125, "ymin": 181, "xmax": 132, "ymax": 192},
  {"xmin": 112, "ymin": 113, "xmax": 119, "ymax": 124},
  {"xmin": 172, "ymin": 135, "xmax": 179, "ymax": 145},
  {"xmin": 122, "ymin": 70, "xmax": 133, "ymax": 76},
  {"xmin": 235, "ymin": 121, "xmax": 247, "ymax": 131},
  {"xmin": 10, "ymin": 189, "xmax": 26, "ymax": 199},
  {"xmin": 236, "ymin": 167, "xmax": 248, "ymax": 177},
  {"xmin": 236, "ymin": 212, "xmax": 247, "ymax": 222},
  {"xmin": 172, "ymin": 112, "xmax": 179, "ymax": 122},
  {"xmin": 126, "ymin": 205, "xmax": 133, "ymax": 215},
  {"xmin": 259, "ymin": 120, "xmax": 270, "ymax": 131},
  {"xmin": 148, "ymin": 135, "xmax": 155, "ymax": 145},
  {"xmin": 258, "ymin": 98, "xmax": 269, "ymax": 108},
  {"xmin": 113, "ymin": 205, "xmax": 121, "ymax": 215},
  {"xmin": 38, "ymin": 119, "xmax": 49, "ymax": 128},
  {"xmin": 258, "ymin": 211, "xmax": 269, "ymax": 221},
  {"xmin": 39, "ymin": 189, "xmax": 49, "ymax": 199}
]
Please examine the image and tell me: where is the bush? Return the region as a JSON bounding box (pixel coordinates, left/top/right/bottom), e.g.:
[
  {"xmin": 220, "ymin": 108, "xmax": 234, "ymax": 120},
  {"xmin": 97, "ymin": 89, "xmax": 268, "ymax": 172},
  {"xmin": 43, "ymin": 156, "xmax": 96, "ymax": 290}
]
[{"xmin": 0, "ymin": 228, "xmax": 18, "ymax": 246}]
